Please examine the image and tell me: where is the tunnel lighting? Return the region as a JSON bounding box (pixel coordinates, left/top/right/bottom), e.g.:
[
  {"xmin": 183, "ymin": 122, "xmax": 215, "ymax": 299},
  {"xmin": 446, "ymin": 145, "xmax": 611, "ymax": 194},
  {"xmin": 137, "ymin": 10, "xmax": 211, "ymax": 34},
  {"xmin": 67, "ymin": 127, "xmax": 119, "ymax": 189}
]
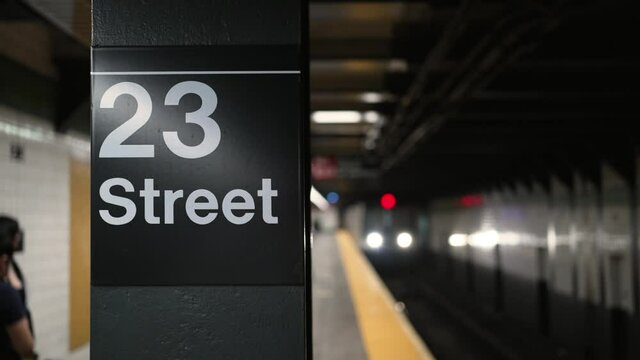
[
  {"xmin": 360, "ymin": 92, "xmax": 385, "ymax": 103},
  {"xmin": 366, "ymin": 232, "xmax": 384, "ymax": 249},
  {"xmin": 312, "ymin": 110, "xmax": 385, "ymax": 125},
  {"xmin": 448, "ymin": 234, "xmax": 468, "ymax": 247},
  {"xmin": 387, "ymin": 59, "xmax": 409, "ymax": 73},
  {"xmin": 363, "ymin": 111, "xmax": 382, "ymax": 124},
  {"xmin": 469, "ymin": 230, "xmax": 499, "ymax": 249},
  {"xmin": 360, "ymin": 92, "xmax": 396, "ymax": 104},
  {"xmin": 397, "ymin": 232, "xmax": 413, "ymax": 248},
  {"xmin": 312, "ymin": 111, "xmax": 361, "ymax": 124}
]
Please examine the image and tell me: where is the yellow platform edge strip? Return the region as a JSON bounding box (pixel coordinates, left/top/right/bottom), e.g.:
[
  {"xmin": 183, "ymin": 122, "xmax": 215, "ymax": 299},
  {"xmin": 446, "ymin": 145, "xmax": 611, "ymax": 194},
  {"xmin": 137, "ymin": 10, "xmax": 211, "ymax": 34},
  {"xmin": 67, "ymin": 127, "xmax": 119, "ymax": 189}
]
[{"xmin": 336, "ymin": 230, "xmax": 436, "ymax": 360}]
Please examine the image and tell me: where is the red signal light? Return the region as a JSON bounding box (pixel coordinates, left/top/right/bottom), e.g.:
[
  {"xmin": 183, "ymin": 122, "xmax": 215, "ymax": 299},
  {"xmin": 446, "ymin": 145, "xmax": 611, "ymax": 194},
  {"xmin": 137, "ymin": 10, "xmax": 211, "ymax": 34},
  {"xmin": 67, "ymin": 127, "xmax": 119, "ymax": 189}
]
[
  {"xmin": 380, "ymin": 193, "xmax": 396, "ymax": 210},
  {"xmin": 460, "ymin": 194, "xmax": 484, "ymax": 208}
]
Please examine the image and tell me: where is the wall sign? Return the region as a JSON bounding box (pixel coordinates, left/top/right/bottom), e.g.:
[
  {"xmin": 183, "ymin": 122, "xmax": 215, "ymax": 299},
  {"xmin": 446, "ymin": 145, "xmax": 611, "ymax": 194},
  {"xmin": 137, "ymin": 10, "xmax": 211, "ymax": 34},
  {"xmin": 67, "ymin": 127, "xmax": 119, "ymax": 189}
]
[{"xmin": 91, "ymin": 46, "xmax": 305, "ymax": 285}]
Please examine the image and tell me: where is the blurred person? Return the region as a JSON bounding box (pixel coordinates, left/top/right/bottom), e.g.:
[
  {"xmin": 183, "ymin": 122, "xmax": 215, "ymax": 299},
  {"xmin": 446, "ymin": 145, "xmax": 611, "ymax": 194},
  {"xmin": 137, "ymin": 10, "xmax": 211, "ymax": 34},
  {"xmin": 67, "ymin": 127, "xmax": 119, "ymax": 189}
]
[
  {"xmin": 0, "ymin": 216, "xmax": 33, "ymax": 335},
  {"xmin": 1, "ymin": 227, "xmax": 36, "ymax": 359}
]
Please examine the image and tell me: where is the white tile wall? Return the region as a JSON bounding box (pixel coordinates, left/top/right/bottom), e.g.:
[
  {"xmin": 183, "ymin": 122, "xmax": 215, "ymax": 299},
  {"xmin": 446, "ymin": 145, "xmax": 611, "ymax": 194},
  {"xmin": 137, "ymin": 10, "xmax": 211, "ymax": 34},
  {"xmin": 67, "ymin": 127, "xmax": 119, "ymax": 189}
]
[{"xmin": 0, "ymin": 105, "xmax": 89, "ymax": 360}]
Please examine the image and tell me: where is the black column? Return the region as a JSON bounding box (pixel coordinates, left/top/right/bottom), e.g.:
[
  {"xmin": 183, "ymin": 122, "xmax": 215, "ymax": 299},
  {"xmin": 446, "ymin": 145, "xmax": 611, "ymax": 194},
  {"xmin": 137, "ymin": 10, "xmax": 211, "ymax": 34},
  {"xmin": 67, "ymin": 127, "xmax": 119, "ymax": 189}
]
[{"xmin": 91, "ymin": 1, "xmax": 309, "ymax": 359}]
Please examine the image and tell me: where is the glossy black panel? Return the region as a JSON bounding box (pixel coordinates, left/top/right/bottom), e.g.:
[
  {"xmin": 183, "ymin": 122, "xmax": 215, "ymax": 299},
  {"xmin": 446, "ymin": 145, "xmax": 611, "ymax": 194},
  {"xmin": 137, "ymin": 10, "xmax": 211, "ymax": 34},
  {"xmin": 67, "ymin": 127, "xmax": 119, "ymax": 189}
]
[{"xmin": 91, "ymin": 47, "xmax": 304, "ymax": 285}]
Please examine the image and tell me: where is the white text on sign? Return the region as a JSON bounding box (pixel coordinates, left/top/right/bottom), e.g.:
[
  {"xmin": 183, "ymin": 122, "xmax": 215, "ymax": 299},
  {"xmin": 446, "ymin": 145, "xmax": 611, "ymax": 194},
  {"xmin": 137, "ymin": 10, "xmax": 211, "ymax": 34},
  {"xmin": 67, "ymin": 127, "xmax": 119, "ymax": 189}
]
[{"xmin": 97, "ymin": 81, "xmax": 280, "ymax": 226}]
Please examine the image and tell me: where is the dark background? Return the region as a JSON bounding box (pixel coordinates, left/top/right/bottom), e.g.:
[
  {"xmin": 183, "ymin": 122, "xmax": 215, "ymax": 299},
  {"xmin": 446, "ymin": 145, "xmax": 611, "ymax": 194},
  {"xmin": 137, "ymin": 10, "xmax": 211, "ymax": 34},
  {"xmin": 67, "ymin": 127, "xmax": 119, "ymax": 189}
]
[{"xmin": 92, "ymin": 48, "xmax": 303, "ymax": 285}]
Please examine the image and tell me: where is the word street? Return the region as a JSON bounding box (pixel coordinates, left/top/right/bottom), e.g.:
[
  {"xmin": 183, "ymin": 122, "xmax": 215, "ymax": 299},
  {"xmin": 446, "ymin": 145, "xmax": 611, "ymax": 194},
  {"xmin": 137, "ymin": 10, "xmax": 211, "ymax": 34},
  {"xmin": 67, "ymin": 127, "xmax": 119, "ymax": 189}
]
[{"xmin": 99, "ymin": 178, "xmax": 279, "ymax": 226}]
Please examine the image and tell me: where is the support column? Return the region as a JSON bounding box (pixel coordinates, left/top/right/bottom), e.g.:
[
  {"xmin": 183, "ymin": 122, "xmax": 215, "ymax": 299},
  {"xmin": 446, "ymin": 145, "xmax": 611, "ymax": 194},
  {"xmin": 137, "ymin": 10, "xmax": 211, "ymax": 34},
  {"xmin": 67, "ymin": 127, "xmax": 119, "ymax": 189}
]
[{"xmin": 91, "ymin": 1, "xmax": 309, "ymax": 359}]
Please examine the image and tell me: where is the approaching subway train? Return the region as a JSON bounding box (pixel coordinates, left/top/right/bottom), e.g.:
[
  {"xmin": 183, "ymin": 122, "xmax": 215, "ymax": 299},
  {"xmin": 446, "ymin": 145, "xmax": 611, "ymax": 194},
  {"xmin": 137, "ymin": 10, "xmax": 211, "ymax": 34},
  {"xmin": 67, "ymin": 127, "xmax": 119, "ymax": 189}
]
[{"xmin": 343, "ymin": 163, "xmax": 640, "ymax": 360}]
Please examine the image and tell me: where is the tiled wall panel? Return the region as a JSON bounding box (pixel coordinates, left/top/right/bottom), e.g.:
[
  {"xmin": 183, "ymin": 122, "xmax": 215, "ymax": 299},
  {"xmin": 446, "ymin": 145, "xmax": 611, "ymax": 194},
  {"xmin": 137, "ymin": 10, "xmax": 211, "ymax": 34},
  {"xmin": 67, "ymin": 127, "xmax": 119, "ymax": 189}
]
[{"xmin": 0, "ymin": 105, "xmax": 89, "ymax": 359}]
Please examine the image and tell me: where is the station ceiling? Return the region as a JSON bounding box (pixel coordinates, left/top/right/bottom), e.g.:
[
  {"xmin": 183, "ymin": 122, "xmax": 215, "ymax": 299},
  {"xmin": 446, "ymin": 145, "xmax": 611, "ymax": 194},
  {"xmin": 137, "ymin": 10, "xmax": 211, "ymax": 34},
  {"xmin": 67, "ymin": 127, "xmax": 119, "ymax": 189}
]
[{"xmin": 1, "ymin": 0, "xmax": 639, "ymax": 203}]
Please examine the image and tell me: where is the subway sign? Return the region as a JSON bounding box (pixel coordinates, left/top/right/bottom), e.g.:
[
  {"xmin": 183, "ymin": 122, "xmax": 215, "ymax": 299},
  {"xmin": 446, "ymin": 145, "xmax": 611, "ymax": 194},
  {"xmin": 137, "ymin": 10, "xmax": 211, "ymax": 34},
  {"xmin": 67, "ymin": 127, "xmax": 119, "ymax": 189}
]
[{"xmin": 91, "ymin": 47, "xmax": 306, "ymax": 285}]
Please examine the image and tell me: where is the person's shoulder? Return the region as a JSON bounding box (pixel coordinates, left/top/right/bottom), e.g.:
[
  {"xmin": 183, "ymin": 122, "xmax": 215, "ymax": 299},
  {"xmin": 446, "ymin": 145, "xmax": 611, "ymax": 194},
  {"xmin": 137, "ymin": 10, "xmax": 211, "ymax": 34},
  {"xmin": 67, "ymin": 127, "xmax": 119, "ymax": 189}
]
[
  {"xmin": 0, "ymin": 281, "xmax": 14, "ymax": 292},
  {"xmin": 0, "ymin": 281, "xmax": 25, "ymax": 324},
  {"xmin": 0, "ymin": 281, "xmax": 21, "ymax": 301}
]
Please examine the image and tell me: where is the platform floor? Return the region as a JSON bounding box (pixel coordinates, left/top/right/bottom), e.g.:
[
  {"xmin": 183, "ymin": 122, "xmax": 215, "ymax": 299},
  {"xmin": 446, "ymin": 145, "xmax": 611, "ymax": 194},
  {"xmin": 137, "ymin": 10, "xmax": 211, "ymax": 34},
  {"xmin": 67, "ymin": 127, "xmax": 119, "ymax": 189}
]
[
  {"xmin": 312, "ymin": 229, "xmax": 435, "ymax": 360},
  {"xmin": 313, "ymin": 231, "xmax": 368, "ymax": 360}
]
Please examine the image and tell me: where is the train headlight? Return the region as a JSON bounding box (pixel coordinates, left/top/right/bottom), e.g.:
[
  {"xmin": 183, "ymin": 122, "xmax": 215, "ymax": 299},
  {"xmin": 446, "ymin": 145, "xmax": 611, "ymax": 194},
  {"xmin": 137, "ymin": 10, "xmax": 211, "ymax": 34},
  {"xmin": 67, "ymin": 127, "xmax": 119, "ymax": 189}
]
[
  {"xmin": 448, "ymin": 234, "xmax": 468, "ymax": 247},
  {"xmin": 397, "ymin": 232, "xmax": 413, "ymax": 248},
  {"xmin": 366, "ymin": 232, "xmax": 384, "ymax": 249},
  {"xmin": 469, "ymin": 230, "xmax": 498, "ymax": 249}
]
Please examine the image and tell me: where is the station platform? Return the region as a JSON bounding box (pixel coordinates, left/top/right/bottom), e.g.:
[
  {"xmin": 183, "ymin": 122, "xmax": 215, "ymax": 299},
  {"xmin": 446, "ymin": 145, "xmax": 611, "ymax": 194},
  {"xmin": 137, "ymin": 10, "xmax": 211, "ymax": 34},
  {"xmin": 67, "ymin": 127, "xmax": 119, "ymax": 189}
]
[{"xmin": 312, "ymin": 230, "xmax": 435, "ymax": 360}]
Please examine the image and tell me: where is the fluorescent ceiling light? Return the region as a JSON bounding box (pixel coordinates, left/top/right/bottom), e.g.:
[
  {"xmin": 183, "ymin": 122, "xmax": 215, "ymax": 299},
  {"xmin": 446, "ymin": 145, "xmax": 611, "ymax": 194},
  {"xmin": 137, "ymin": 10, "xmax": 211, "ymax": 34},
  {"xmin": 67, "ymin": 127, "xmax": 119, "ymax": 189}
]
[
  {"xmin": 363, "ymin": 111, "xmax": 382, "ymax": 124},
  {"xmin": 387, "ymin": 59, "xmax": 409, "ymax": 73},
  {"xmin": 312, "ymin": 111, "xmax": 361, "ymax": 124},
  {"xmin": 360, "ymin": 92, "xmax": 385, "ymax": 103},
  {"xmin": 312, "ymin": 92, "xmax": 395, "ymax": 104},
  {"xmin": 312, "ymin": 111, "xmax": 384, "ymax": 125}
]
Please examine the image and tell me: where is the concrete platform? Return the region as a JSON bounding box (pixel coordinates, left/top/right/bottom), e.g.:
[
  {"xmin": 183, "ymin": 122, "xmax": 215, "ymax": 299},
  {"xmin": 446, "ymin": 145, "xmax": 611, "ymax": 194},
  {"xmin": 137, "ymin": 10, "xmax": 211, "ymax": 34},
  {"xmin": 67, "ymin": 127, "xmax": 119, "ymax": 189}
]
[
  {"xmin": 313, "ymin": 231, "xmax": 368, "ymax": 360},
  {"xmin": 313, "ymin": 229, "xmax": 435, "ymax": 360}
]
